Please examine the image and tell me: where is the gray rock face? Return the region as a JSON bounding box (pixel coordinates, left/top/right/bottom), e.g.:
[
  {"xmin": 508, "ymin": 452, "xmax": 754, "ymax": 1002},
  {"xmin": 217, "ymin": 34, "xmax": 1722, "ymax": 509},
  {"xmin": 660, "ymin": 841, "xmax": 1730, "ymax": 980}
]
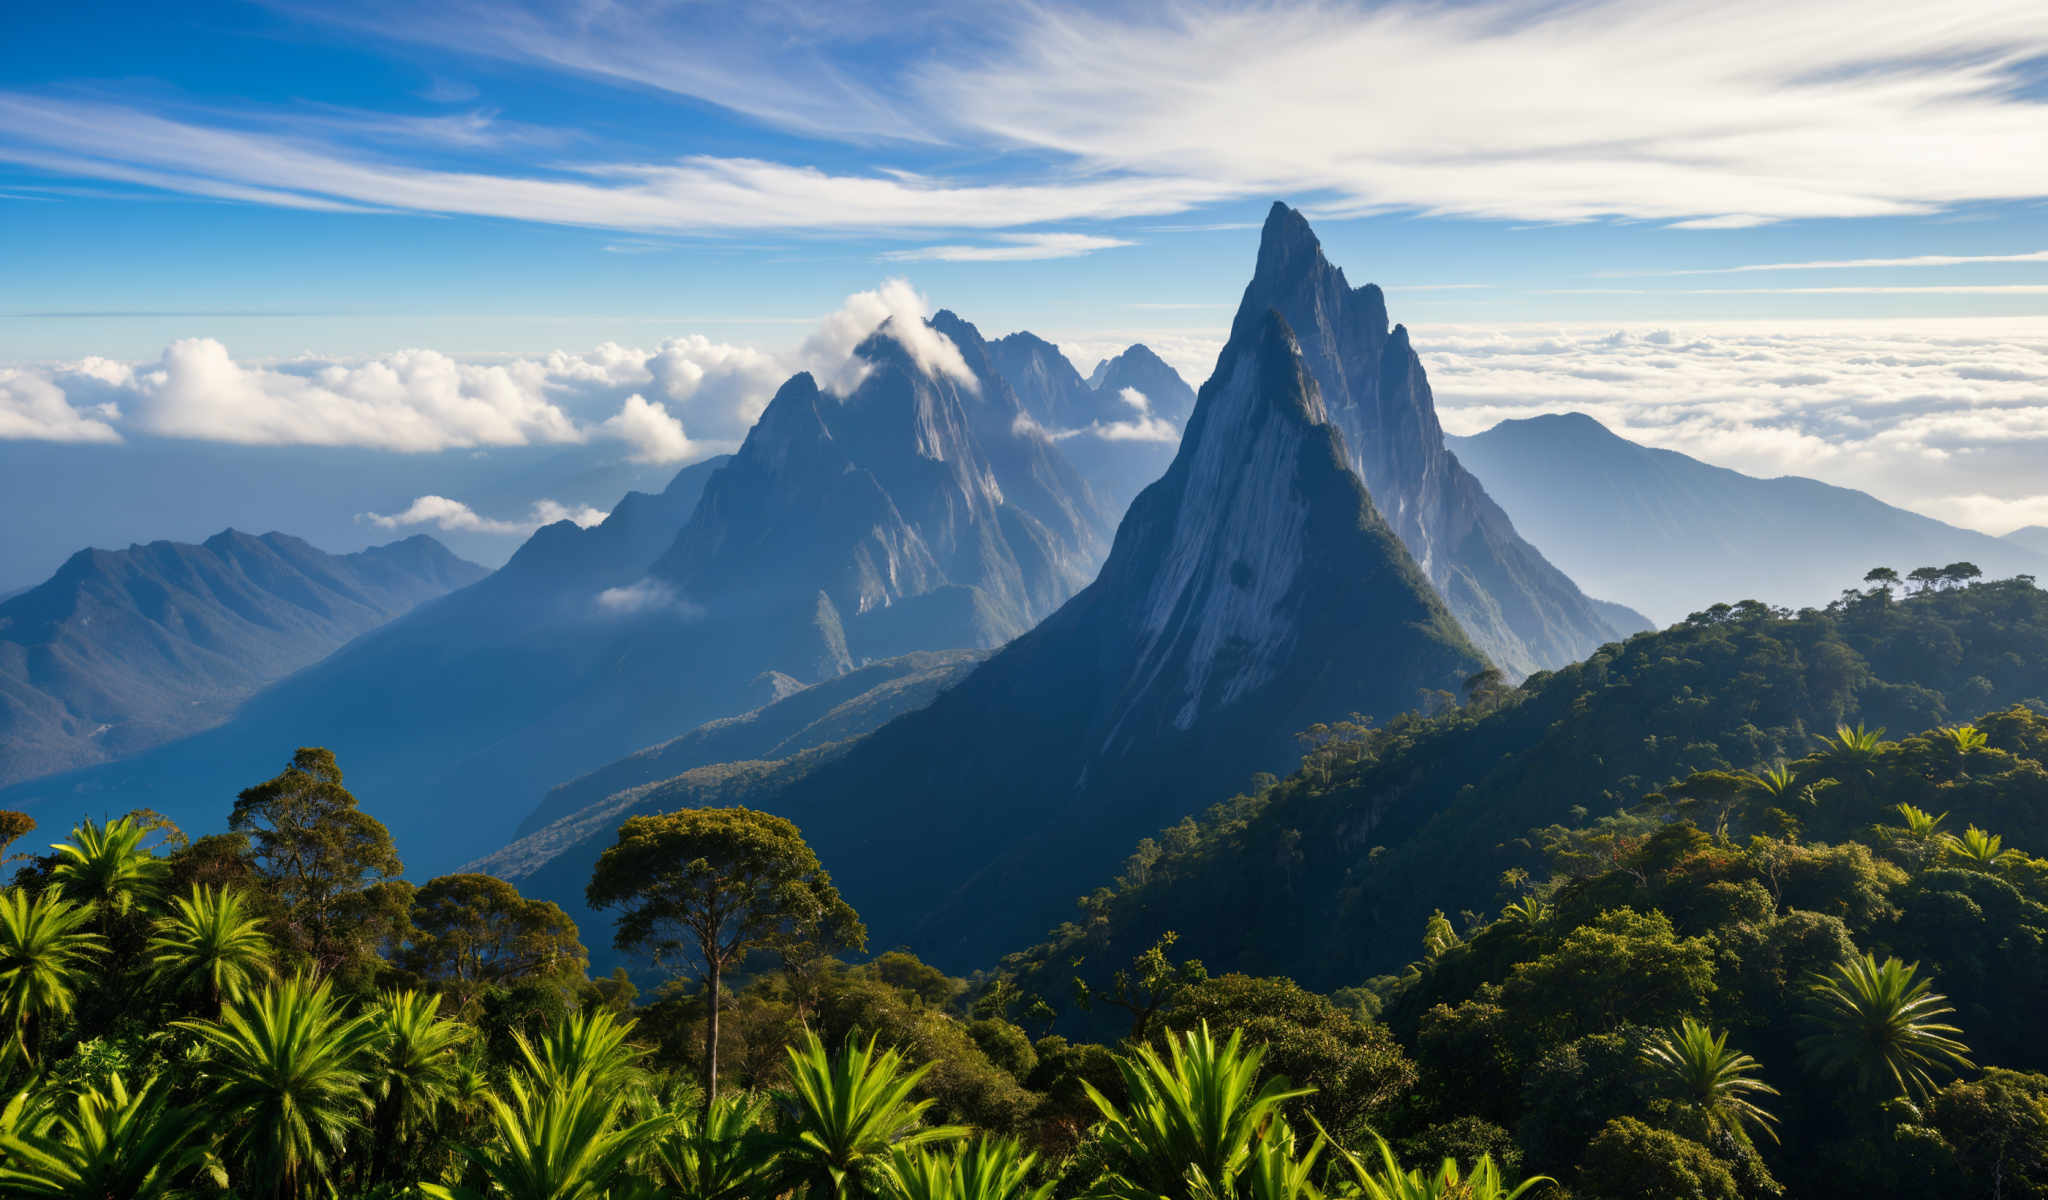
[
  {"xmin": 1092, "ymin": 343, "xmax": 1198, "ymax": 427},
  {"xmin": 652, "ymin": 316, "xmax": 1108, "ymax": 674},
  {"xmin": 725, "ymin": 305, "xmax": 1484, "ymax": 969},
  {"xmin": 1233, "ymin": 203, "xmax": 1644, "ymax": 674},
  {"xmin": 981, "ymin": 325, "xmax": 1193, "ymax": 524}
]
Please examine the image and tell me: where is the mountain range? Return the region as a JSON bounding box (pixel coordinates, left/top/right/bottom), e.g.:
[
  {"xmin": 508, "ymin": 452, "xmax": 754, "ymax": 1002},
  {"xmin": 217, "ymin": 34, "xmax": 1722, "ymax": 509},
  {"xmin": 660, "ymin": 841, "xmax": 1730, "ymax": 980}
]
[
  {"xmin": 984, "ymin": 330, "xmax": 1196, "ymax": 519},
  {"xmin": 0, "ymin": 314, "xmax": 1115, "ymax": 868},
  {"xmin": 0, "ymin": 531, "xmax": 484, "ymax": 789},
  {"xmin": 1448, "ymin": 412, "xmax": 2048, "ymax": 624},
  {"xmin": 487, "ymin": 249, "xmax": 1494, "ymax": 970}
]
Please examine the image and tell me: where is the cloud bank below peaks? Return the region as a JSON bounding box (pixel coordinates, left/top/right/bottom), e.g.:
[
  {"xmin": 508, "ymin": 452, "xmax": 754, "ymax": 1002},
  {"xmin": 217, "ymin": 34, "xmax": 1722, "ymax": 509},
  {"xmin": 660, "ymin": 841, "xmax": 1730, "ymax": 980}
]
[
  {"xmin": 360, "ymin": 495, "xmax": 608, "ymax": 536},
  {"xmin": 0, "ymin": 281, "xmax": 965, "ymax": 459}
]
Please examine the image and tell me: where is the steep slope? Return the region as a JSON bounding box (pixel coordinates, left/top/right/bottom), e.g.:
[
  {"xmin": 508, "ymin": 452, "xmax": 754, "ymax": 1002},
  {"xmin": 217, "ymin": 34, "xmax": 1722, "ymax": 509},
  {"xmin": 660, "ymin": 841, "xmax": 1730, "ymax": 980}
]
[
  {"xmin": 1449, "ymin": 412, "xmax": 2048, "ymax": 624},
  {"xmin": 0, "ymin": 531, "xmax": 485, "ymax": 787},
  {"xmin": 650, "ymin": 318, "xmax": 1107, "ymax": 673},
  {"xmin": 1240, "ymin": 203, "xmax": 1643, "ymax": 673},
  {"xmin": 1, "ymin": 316, "xmax": 1108, "ymax": 870},
  {"xmin": 2007, "ymin": 526, "xmax": 2048, "ymax": 558},
  {"xmin": 1091, "ymin": 343, "xmax": 1198, "ymax": 427},
  {"xmin": 560, "ymin": 308, "xmax": 1485, "ymax": 972},
  {"xmin": 513, "ymin": 649, "xmax": 984, "ymax": 838},
  {"xmin": 983, "ymin": 330, "xmax": 1189, "ymax": 521},
  {"xmin": 1002, "ymin": 578, "xmax": 2048, "ymax": 1005}
]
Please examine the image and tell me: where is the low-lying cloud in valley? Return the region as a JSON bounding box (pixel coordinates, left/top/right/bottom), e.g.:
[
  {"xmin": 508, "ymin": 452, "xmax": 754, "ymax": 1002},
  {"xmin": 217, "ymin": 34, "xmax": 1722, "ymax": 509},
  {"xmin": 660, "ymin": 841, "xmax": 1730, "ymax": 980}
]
[{"xmin": 360, "ymin": 495, "xmax": 608, "ymax": 536}]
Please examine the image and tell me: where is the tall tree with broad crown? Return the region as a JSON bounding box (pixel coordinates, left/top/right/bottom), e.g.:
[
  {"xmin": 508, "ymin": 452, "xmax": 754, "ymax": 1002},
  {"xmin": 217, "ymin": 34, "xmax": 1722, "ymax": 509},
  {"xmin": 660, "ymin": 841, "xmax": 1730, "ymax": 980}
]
[{"xmin": 586, "ymin": 807, "xmax": 864, "ymax": 1111}]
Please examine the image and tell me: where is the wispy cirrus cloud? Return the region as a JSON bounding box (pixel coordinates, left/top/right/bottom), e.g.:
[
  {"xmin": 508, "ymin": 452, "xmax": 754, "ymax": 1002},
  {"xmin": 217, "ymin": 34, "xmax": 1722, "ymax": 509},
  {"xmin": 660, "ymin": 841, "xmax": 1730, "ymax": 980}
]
[
  {"xmin": 881, "ymin": 232, "xmax": 1134, "ymax": 262},
  {"xmin": 1623, "ymin": 250, "xmax": 2048, "ymax": 276},
  {"xmin": 8, "ymin": 1, "xmax": 2048, "ymax": 233}
]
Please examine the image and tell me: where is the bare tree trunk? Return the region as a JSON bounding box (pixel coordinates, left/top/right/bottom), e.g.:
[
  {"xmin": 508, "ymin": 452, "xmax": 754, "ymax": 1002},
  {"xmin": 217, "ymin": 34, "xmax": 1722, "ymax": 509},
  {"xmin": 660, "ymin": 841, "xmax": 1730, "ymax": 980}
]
[{"xmin": 703, "ymin": 958, "xmax": 721, "ymax": 1115}]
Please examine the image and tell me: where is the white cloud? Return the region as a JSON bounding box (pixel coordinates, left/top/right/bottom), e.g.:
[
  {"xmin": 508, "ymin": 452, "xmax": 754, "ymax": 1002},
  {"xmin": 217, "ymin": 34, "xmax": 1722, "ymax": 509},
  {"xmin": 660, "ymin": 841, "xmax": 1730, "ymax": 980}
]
[
  {"xmin": 919, "ymin": 0, "xmax": 2048, "ymax": 227},
  {"xmin": 359, "ymin": 494, "xmax": 607, "ymax": 536},
  {"xmin": 1638, "ymin": 250, "xmax": 2048, "ymax": 276},
  {"xmin": 1414, "ymin": 318, "xmax": 2048, "ymax": 532},
  {"xmin": 0, "ymin": 368, "xmax": 121, "ymax": 442},
  {"xmin": 882, "ymin": 233, "xmax": 1134, "ymax": 262},
  {"xmin": 0, "ymin": 281, "xmax": 958, "ymax": 451},
  {"xmin": 598, "ymin": 393, "xmax": 693, "ymax": 463},
  {"xmin": 1917, "ymin": 494, "xmax": 2048, "ymax": 536},
  {"xmin": 1059, "ymin": 387, "xmax": 1180, "ymax": 444},
  {"xmin": 796, "ymin": 279, "xmax": 976, "ymax": 395},
  {"xmin": 594, "ymin": 577, "xmax": 703, "ymax": 618},
  {"xmin": 15, "ymin": 1, "xmax": 2047, "ymax": 231}
]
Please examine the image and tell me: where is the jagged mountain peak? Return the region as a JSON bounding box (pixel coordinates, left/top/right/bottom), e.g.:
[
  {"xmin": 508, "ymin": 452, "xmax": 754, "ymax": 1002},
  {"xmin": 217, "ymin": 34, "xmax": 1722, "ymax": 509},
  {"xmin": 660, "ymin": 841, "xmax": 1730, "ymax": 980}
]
[{"xmin": 1225, "ymin": 202, "xmax": 1640, "ymax": 675}]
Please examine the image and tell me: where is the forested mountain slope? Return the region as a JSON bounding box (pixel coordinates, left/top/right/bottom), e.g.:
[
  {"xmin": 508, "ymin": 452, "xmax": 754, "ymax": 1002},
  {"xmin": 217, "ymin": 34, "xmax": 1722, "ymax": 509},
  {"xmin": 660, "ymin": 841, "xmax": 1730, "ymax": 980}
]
[{"xmin": 1002, "ymin": 577, "xmax": 2048, "ymax": 1001}]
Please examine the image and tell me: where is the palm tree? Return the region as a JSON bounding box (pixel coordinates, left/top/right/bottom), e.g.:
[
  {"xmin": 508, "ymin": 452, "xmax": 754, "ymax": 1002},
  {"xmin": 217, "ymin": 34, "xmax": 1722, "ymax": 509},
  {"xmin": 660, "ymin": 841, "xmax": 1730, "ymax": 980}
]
[
  {"xmin": 770, "ymin": 1031, "xmax": 965, "ymax": 1200},
  {"xmin": 0, "ymin": 1072, "xmax": 214, "ymax": 1198},
  {"xmin": 1641, "ymin": 1018, "xmax": 1780, "ymax": 1145},
  {"xmin": 1889, "ymin": 804, "xmax": 1948, "ymax": 872},
  {"xmin": 147, "ymin": 885, "xmax": 273, "ymax": 1011},
  {"xmin": 49, "ymin": 816, "xmax": 168, "ymax": 920},
  {"xmin": 1331, "ymin": 1132, "xmax": 1549, "ymax": 1200},
  {"xmin": 1941, "ymin": 826, "xmax": 2023, "ymax": 872},
  {"xmin": 178, "ymin": 972, "xmax": 379, "ymax": 1199},
  {"xmin": 1800, "ymin": 954, "xmax": 1973, "ymax": 1101},
  {"xmin": 649, "ymin": 1089, "xmax": 777, "ymax": 1200},
  {"xmin": 886, "ymin": 1136, "xmax": 1054, "ymax": 1200},
  {"xmin": 1938, "ymin": 724, "xmax": 1989, "ymax": 757},
  {"xmin": 1816, "ymin": 723, "xmax": 1886, "ymax": 793},
  {"xmin": 1498, "ymin": 896, "xmax": 1551, "ymax": 932},
  {"xmin": 366, "ymin": 989, "xmax": 473, "ymax": 1185},
  {"xmin": 0, "ymin": 889, "xmax": 105, "ymax": 1067},
  {"xmin": 421, "ymin": 1072, "xmax": 670, "ymax": 1200},
  {"xmin": 512, "ymin": 1006, "xmax": 647, "ymax": 1093},
  {"xmin": 1084, "ymin": 1022, "xmax": 1310, "ymax": 1200}
]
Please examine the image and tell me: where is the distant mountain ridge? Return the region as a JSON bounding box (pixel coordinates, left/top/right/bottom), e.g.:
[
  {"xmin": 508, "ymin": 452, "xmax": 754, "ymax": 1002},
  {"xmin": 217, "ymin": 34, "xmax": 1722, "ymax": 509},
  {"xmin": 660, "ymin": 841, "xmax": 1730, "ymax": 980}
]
[
  {"xmin": 1449, "ymin": 412, "xmax": 2048, "ymax": 624},
  {"xmin": 1238, "ymin": 203, "xmax": 1644, "ymax": 674},
  {"xmin": 2007, "ymin": 526, "xmax": 2048, "ymax": 559},
  {"xmin": 0, "ymin": 530, "xmax": 485, "ymax": 788},
  {"xmin": 0, "ymin": 313, "xmax": 1110, "ymax": 870},
  {"xmin": 983, "ymin": 329, "xmax": 1195, "ymax": 520}
]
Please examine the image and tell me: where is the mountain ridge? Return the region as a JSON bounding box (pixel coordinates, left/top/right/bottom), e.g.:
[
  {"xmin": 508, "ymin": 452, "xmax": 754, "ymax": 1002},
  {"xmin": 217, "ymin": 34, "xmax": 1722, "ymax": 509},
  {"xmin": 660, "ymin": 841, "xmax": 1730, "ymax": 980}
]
[{"xmin": 0, "ymin": 529, "xmax": 485, "ymax": 788}]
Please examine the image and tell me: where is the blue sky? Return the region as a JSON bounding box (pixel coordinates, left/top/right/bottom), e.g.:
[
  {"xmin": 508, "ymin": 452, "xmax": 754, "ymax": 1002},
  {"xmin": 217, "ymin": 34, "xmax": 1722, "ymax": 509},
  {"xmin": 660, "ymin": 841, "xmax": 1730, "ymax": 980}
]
[{"xmin": 3, "ymin": 0, "xmax": 2047, "ymax": 585}]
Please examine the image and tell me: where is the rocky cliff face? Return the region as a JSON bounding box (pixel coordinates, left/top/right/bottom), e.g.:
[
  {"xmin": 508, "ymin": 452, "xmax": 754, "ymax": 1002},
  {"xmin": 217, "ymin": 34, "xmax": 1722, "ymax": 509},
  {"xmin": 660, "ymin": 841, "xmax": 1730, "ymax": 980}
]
[
  {"xmin": 981, "ymin": 326, "xmax": 1192, "ymax": 525},
  {"xmin": 1233, "ymin": 203, "xmax": 1644, "ymax": 674},
  {"xmin": 652, "ymin": 316, "xmax": 1108, "ymax": 674},
  {"xmin": 722, "ymin": 304, "xmax": 1484, "ymax": 969}
]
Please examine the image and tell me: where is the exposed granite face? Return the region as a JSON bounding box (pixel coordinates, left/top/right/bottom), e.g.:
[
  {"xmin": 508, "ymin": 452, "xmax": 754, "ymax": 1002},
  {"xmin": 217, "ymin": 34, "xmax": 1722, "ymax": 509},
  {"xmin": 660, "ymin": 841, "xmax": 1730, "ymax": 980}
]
[
  {"xmin": 708, "ymin": 303, "xmax": 1482, "ymax": 970},
  {"xmin": 1092, "ymin": 342, "xmax": 1198, "ymax": 427},
  {"xmin": 1232, "ymin": 202, "xmax": 1645, "ymax": 675}
]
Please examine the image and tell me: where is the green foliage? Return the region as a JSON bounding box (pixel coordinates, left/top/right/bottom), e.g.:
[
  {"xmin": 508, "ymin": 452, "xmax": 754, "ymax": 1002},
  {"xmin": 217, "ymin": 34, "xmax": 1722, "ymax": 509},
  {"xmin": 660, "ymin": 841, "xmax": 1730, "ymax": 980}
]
[
  {"xmin": 1576, "ymin": 1116, "xmax": 1741, "ymax": 1200},
  {"xmin": 586, "ymin": 806, "xmax": 864, "ymax": 1106},
  {"xmin": 230, "ymin": 748, "xmax": 407, "ymax": 985},
  {"xmin": 1332, "ymin": 1129, "xmax": 1549, "ymax": 1200},
  {"xmin": 0, "ymin": 889, "xmax": 103, "ymax": 1067},
  {"xmin": 146, "ymin": 884, "xmax": 273, "ymax": 1010},
  {"xmin": 395, "ymin": 873, "xmax": 588, "ymax": 998},
  {"xmin": 1798, "ymin": 954, "xmax": 1973, "ymax": 1101},
  {"xmin": 767, "ymin": 1030, "xmax": 965, "ymax": 1200},
  {"xmin": 0, "ymin": 1072, "xmax": 214, "ymax": 1198},
  {"xmin": 883, "ymin": 1136, "xmax": 1052, "ymax": 1200},
  {"xmin": 49, "ymin": 816, "xmax": 168, "ymax": 919},
  {"xmin": 1083, "ymin": 1022, "xmax": 1309, "ymax": 1200},
  {"xmin": 1640, "ymin": 1018, "xmax": 1779, "ymax": 1146},
  {"xmin": 178, "ymin": 972, "xmax": 380, "ymax": 1198},
  {"xmin": 422, "ymin": 1071, "xmax": 669, "ymax": 1200}
]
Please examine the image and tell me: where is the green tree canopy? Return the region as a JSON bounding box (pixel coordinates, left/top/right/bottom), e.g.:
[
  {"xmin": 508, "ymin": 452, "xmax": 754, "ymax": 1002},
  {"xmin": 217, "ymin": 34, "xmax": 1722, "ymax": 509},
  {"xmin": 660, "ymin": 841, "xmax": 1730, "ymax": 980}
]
[
  {"xmin": 394, "ymin": 873, "xmax": 587, "ymax": 996},
  {"xmin": 585, "ymin": 807, "xmax": 863, "ymax": 1107}
]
